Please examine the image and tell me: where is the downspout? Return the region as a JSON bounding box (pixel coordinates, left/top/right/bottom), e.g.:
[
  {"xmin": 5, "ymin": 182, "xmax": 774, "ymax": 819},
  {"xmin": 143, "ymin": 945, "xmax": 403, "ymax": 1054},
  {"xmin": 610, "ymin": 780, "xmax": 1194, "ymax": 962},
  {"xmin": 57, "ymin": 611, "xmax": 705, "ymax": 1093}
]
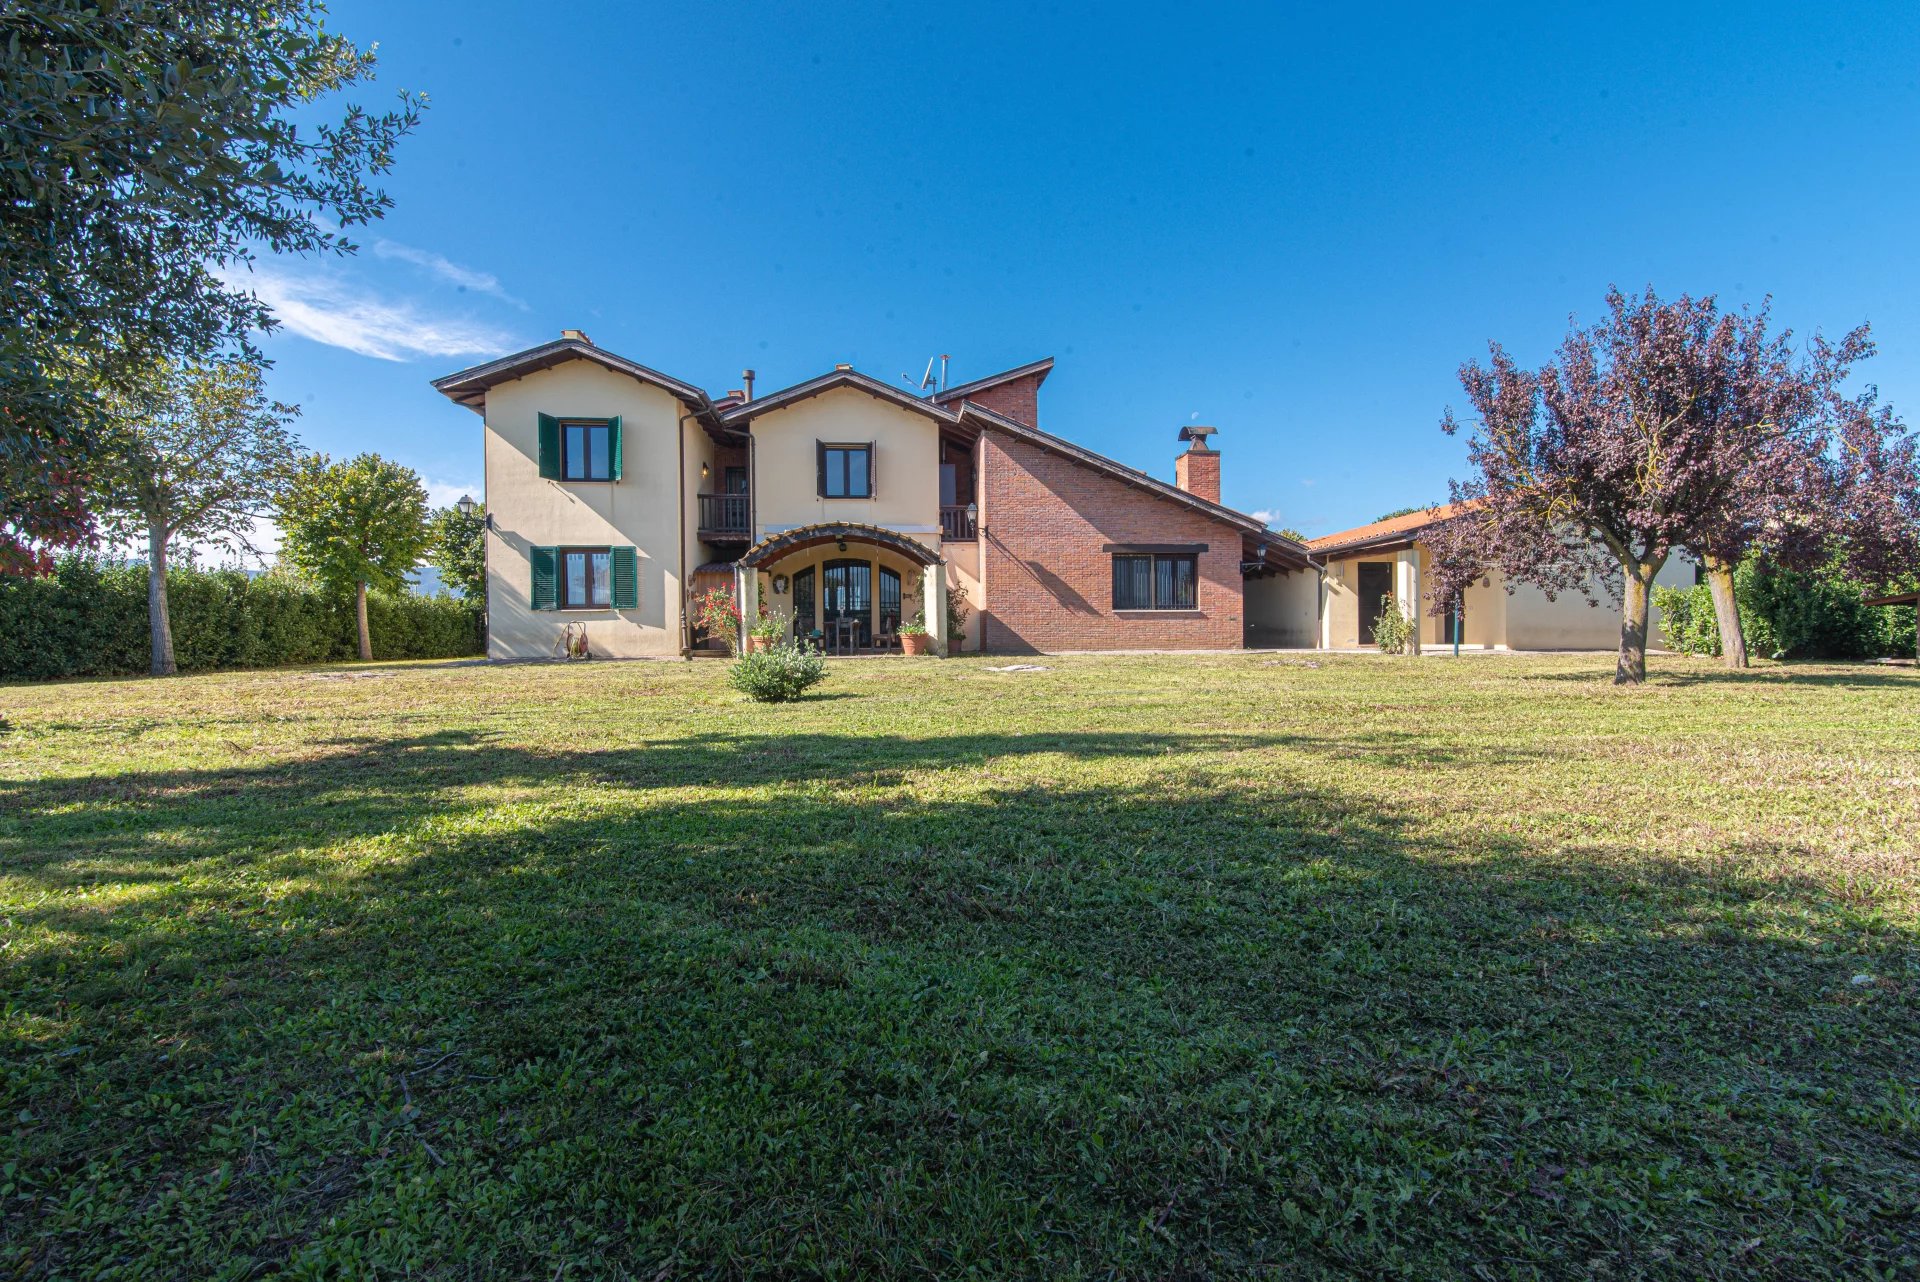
[{"xmin": 675, "ymin": 406, "xmax": 698, "ymax": 658}]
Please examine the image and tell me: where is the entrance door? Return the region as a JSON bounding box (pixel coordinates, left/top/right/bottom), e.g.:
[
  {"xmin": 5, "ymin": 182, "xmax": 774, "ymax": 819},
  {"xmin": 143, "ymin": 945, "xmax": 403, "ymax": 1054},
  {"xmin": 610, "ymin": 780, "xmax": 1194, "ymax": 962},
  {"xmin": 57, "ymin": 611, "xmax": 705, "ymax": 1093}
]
[
  {"xmin": 822, "ymin": 559, "xmax": 872, "ymax": 648},
  {"xmin": 1357, "ymin": 562, "xmax": 1394, "ymax": 645}
]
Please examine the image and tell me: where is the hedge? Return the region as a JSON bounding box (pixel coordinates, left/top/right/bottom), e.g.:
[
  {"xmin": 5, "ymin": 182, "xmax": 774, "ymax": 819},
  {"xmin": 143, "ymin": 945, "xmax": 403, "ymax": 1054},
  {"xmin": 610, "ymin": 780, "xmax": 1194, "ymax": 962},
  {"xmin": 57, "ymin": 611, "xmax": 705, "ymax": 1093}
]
[
  {"xmin": 1653, "ymin": 557, "xmax": 1916, "ymax": 660},
  {"xmin": 0, "ymin": 557, "xmax": 483, "ymax": 682}
]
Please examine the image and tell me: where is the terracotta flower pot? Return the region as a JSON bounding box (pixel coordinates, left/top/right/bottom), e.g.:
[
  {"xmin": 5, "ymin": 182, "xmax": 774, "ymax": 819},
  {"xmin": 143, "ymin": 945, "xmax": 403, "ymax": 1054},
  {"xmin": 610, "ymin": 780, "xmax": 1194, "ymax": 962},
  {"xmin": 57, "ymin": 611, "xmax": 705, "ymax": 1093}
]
[
  {"xmin": 745, "ymin": 635, "xmax": 770, "ymax": 653},
  {"xmin": 900, "ymin": 633, "xmax": 930, "ymax": 656}
]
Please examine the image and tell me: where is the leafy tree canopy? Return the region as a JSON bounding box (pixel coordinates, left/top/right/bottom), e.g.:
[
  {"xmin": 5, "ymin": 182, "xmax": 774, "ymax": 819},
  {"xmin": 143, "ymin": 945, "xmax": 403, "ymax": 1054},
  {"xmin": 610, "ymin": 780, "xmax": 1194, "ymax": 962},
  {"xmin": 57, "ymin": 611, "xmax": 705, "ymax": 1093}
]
[
  {"xmin": 278, "ymin": 454, "xmax": 431, "ymax": 598},
  {"xmin": 94, "ymin": 360, "xmax": 303, "ymax": 559},
  {"xmin": 0, "ymin": 0, "xmax": 422, "ymax": 572},
  {"xmin": 426, "ymin": 502, "xmax": 487, "ymax": 601},
  {"xmin": 1372, "ymin": 506, "xmax": 1438, "ymax": 523},
  {"xmin": 1424, "ymin": 286, "xmax": 1916, "ymax": 683}
]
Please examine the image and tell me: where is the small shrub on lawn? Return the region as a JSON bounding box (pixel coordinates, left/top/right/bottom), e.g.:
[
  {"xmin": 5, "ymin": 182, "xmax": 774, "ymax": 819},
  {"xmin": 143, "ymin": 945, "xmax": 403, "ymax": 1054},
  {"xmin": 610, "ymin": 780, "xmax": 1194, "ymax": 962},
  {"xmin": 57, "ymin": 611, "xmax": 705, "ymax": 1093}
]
[
  {"xmin": 1371, "ymin": 595, "xmax": 1416, "ymax": 654},
  {"xmin": 727, "ymin": 640, "xmax": 826, "ymax": 702}
]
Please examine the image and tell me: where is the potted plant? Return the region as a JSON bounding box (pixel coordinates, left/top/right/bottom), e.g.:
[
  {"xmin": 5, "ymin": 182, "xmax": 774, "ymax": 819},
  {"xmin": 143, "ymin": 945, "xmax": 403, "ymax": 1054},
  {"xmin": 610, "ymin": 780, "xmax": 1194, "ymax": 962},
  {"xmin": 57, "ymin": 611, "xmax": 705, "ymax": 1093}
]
[
  {"xmin": 745, "ymin": 614, "xmax": 783, "ymax": 653},
  {"xmin": 897, "ymin": 611, "xmax": 931, "ymax": 656}
]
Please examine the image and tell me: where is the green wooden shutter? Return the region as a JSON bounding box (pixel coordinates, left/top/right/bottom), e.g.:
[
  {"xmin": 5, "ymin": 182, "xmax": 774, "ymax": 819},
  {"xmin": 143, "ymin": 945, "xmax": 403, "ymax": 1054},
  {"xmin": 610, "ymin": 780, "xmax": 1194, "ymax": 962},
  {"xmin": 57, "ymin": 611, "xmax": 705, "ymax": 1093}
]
[
  {"xmin": 537, "ymin": 414, "xmax": 560, "ymax": 479},
  {"xmin": 608, "ymin": 416, "xmax": 624, "ymax": 481},
  {"xmin": 610, "ymin": 547, "xmax": 638, "ymax": 609},
  {"xmin": 530, "ymin": 546, "xmax": 558, "ymax": 610}
]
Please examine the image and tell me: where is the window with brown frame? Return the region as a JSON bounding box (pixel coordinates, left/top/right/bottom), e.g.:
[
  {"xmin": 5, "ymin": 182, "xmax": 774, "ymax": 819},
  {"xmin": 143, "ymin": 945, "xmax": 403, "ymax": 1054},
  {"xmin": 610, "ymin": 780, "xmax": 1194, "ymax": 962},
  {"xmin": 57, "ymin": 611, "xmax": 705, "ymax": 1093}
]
[
  {"xmin": 558, "ymin": 547, "xmax": 613, "ymax": 609},
  {"xmin": 817, "ymin": 443, "xmax": 873, "ymax": 498},
  {"xmin": 561, "ymin": 421, "xmax": 613, "ymax": 481}
]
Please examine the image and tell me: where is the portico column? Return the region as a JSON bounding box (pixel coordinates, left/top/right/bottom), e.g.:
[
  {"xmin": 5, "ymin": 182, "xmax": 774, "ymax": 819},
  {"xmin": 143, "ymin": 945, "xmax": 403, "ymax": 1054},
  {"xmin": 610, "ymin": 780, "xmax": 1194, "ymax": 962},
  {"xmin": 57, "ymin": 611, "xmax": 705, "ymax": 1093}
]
[
  {"xmin": 734, "ymin": 562, "xmax": 759, "ymax": 652},
  {"xmin": 924, "ymin": 561, "xmax": 947, "ymax": 656},
  {"xmin": 1396, "ymin": 548, "xmax": 1421, "ymax": 654}
]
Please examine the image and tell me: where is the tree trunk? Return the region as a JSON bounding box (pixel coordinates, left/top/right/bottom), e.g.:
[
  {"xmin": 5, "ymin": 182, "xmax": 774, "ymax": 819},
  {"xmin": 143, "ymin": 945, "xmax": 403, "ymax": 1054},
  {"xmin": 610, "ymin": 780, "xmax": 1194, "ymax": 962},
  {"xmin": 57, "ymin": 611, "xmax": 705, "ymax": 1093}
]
[
  {"xmin": 356, "ymin": 581, "xmax": 372, "ymax": 661},
  {"xmin": 1615, "ymin": 561, "xmax": 1658, "ymax": 686},
  {"xmin": 147, "ymin": 527, "xmax": 176, "ymax": 676},
  {"xmin": 1703, "ymin": 555, "xmax": 1747, "ymax": 669}
]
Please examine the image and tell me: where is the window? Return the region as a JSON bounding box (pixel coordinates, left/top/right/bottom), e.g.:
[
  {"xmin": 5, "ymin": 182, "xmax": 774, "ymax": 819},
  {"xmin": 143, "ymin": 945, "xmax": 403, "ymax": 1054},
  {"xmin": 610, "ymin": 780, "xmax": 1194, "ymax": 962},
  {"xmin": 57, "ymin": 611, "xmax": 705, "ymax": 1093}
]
[
  {"xmin": 537, "ymin": 413, "xmax": 622, "ymax": 482},
  {"xmin": 563, "ymin": 421, "xmax": 613, "ymax": 481},
  {"xmin": 724, "ymin": 466, "xmax": 749, "ymax": 495},
  {"xmin": 818, "ymin": 443, "xmax": 873, "ymax": 498},
  {"xmin": 560, "ymin": 547, "xmax": 613, "ymax": 609},
  {"xmin": 1112, "ymin": 553, "xmax": 1197, "ymax": 610},
  {"xmin": 531, "ymin": 546, "xmax": 637, "ymax": 610}
]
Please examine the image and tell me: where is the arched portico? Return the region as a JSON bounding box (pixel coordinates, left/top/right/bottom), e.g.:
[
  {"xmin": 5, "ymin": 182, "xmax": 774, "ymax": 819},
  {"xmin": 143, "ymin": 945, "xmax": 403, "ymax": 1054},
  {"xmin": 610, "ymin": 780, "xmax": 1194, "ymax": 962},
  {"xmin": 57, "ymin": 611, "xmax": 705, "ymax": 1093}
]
[{"xmin": 734, "ymin": 523, "xmax": 947, "ymax": 654}]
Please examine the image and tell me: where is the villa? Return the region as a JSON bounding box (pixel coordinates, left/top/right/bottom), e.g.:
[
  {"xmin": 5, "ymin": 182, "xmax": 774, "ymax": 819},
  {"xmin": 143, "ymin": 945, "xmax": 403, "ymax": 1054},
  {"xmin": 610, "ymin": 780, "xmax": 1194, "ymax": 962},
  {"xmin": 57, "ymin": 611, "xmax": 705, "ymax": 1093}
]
[
  {"xmin": 432, "ymin": 333, "xmax": 1680, "ymax": 658},
  {"xmin": 432, "ymin": 333, "xmax": 1317, "ymax": 657}
]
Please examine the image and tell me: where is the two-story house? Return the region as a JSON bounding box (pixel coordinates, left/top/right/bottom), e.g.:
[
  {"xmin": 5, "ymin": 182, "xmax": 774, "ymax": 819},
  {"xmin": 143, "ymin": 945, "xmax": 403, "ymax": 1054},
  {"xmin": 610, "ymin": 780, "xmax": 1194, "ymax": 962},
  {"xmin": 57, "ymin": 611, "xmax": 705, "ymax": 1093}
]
[{"xmin": 431, "ymin": 332, "xmax": 1317, "ymax": 658}]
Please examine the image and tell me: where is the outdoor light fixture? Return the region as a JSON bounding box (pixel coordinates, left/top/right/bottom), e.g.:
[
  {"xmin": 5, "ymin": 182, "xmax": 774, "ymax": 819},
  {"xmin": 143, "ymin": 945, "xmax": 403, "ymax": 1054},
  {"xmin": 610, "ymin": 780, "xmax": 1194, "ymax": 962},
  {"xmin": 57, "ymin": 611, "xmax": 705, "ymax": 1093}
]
[
  {"xmin": 772, "ymin": 574, "xmax": 789, "ymax": 595},
  {"xmin": 966, "ymin": 501, "xmax": 978, "ymax": 526},
  {"xmin": 456, "ymin": 494, "xmax": 476, "ymax": 517},
  {"xmin": 836, "ymin": 537, "xmax": 847, "ymax": 552},
  {"xmin": 700, "ymin": 461, "xmax": 710, "ymax": 479}
]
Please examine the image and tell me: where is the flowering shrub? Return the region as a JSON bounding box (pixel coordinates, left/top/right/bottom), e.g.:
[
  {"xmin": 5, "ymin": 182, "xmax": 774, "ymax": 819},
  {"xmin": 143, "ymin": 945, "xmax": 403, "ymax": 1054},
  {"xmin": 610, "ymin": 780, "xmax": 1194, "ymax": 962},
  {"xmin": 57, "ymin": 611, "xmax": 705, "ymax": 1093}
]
[
  {"xmin": 691, "ymin": 586, "xmax": 741, "ymax": 654},
  {"xmin": 726, "ymin": 640, "xmax": 827, "ymax": 702}
]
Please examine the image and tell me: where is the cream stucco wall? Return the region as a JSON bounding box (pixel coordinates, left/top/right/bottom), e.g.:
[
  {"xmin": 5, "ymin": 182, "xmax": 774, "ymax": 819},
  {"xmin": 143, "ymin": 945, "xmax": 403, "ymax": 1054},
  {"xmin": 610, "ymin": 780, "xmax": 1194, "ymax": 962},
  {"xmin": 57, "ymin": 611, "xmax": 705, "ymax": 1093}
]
[
  {"xmin": 1314, "ymin": 542, "xmax": 1696, "ymax": 650},
  {"xmin": 482, "ymin": 360, "xmax": 693, "ymax": 659},
  {"xmin": 748, "ymin": 388, "xmax": 942, "ymax": 541},
  {"xmin": 1501, "ymin": 555, "xmax": 1696, "ymax": 649},
  {"xmin": 1243, "ymin": 571, "xmax": 1319, "ymax": 648}
]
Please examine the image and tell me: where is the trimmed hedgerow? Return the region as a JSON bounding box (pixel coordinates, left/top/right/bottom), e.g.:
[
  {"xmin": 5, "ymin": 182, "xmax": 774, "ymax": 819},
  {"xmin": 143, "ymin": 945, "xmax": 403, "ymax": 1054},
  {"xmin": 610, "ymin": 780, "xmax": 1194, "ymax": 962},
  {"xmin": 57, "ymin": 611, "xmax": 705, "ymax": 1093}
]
[{"xmin": 0, "ymin": 557, "xmax": 481, "ymax": 681}]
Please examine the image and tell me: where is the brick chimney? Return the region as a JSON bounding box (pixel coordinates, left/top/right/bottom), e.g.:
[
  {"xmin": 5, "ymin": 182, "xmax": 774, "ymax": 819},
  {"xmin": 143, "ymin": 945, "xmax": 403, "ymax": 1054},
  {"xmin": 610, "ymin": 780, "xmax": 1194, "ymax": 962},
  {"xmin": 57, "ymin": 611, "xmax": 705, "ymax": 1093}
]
[{"xmin": 1175, "ymin": 426, "xmax": 1220, "ymax": 503}]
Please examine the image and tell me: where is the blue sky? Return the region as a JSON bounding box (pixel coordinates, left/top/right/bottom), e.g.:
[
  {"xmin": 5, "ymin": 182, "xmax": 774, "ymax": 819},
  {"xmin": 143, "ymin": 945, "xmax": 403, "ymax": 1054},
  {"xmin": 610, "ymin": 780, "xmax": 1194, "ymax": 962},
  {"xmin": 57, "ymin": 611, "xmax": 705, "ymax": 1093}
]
[{"xmin": 236, "ymin": 0, "xmax": 1920, "ymax": 540}]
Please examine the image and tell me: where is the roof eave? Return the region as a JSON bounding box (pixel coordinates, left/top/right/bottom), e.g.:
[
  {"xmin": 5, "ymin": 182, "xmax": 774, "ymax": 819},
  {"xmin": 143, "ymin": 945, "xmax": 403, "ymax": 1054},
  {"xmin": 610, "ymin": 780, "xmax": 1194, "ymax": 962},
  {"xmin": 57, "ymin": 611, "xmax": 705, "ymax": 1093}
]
[
  {"xmin": 720, "ymin": 370, "xmax": 961, "ymax": 425},
  {"xmin": 958, "ymin": 401, "xmax": 1302, "ymax": 548},
  {"xmin": 930, "ymin": 356, "xmax": 1055, "ymax": 405}
]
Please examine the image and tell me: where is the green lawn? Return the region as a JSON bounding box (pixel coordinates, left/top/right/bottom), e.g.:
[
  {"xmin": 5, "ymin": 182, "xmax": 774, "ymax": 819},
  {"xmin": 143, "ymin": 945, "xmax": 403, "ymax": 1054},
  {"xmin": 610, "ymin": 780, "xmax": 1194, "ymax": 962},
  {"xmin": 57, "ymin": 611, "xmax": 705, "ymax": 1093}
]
[{"xmin": 2, "ymin": 653, "xmax": 1916, "ymax": 1279}]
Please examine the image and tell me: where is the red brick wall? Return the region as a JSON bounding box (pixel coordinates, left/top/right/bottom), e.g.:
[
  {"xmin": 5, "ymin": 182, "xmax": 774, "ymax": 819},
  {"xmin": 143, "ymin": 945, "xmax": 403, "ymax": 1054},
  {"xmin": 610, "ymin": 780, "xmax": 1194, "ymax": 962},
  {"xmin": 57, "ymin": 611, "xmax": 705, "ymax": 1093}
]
[
  {"xmin": 953, "ymin": 372, "xmax": 1044, "ymax": 427},
  {"xmin": 1174, "ymin": 448, "xmax": 1220, "ymax": 503},
  {"xmin": 979, "ymin": 429, "xmax": 1246, "ymax": 652}
]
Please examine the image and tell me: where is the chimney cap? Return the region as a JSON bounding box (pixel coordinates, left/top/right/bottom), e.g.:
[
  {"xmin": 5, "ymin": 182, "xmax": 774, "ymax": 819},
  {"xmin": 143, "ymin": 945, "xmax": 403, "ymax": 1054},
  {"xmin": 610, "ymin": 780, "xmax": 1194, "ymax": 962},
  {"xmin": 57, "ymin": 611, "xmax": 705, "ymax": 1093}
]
[
  {"xmin": 561, "ymin": 328, "xmax": 592, "ymax": 345},
  {"xmin": 834, "ymin": 362, "xmax": 853, "ymax": 372},
  {"xmin": 1178, "ymin": 424, "xmax": 1217, "ymax": 447}
]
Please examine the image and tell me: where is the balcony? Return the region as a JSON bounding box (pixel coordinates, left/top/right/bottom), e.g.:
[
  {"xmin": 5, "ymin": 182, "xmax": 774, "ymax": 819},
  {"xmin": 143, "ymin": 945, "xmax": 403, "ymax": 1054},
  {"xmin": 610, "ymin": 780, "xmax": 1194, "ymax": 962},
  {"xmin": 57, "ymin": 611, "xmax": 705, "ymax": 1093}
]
[
  {"xmin": 698, "ymin": 492, "xmax": 750, "ymax": 542},
  {"xmin": 940, "ymin": 504, "xmax": 977, "ymax": 541}
]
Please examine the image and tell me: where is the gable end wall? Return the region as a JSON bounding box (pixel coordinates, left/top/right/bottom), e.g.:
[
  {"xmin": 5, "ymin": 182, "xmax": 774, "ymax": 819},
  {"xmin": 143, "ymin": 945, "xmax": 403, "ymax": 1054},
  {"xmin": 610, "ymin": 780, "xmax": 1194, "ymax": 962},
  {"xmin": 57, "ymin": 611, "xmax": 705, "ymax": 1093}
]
[{"xmin": 979, "ymin": 429, "xmax": 1244, "ymax": 652}]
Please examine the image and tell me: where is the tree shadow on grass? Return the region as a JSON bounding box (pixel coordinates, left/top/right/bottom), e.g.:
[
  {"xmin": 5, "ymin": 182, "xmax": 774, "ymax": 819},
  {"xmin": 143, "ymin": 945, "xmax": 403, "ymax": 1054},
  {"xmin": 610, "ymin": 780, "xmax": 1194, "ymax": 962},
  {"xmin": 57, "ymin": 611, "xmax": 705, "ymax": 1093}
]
[
  {"xmin": 1513, "ymin": 661, "xmax": 1920, "ymax": 691},
  {"xmin": 2, "ymin": 729, "xmax": 1915, "ymax": 1279}
]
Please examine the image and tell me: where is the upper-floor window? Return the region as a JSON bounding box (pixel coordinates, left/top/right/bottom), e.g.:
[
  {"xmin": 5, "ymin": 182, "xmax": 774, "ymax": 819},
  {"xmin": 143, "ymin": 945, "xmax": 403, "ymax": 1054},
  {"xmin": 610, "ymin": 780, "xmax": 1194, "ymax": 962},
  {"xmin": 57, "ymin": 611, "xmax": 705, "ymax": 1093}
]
[
  {"xmin": 563, "ymin": 421, "xmax": 613, "ymax": 481},
  {"xmin": 1113, "ymin": 553, "xmax": 1198, "ymax": 611},
  {"xmin": 536, "ymin": 413, "xmax": 622, "ymax": 483},
  {"xmin": 818, "ymin": 443, "xmax": 873, "ymax": 498}
]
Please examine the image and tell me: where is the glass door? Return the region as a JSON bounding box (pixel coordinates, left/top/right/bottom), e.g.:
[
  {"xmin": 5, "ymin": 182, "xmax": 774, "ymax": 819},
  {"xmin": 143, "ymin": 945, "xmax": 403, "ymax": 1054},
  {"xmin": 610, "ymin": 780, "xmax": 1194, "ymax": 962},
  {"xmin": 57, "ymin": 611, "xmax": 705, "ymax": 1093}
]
[
  {"xmin": 791, "ymin": 567, "xmax": 816, "ymax": 642},
  {"xmin": 822, "ymin": 559, "xmax": 872, "ymax": 648}
]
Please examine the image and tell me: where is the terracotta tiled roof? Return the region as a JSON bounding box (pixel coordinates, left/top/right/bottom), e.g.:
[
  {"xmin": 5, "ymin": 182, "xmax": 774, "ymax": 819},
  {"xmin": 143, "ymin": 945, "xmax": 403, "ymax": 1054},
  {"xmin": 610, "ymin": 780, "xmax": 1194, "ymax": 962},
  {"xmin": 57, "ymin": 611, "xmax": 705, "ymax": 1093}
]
[{"xmin": 1306, "ymin": 502, "xmax": 1473, "ymax": 555}]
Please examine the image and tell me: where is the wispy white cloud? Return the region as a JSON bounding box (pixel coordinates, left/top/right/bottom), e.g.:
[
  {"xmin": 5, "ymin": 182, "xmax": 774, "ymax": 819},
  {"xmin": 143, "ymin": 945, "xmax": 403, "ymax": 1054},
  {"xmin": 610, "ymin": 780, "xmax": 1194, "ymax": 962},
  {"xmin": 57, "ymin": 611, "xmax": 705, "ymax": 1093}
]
[
  {"xmin": 425, "ymin": 478, "xmax": 484, "ymax": 511},
  {"xmin": 373, "ymin": 239, "xmax": 527, "ymax": 309},
  {"xmin": 222, "ymin": 261, "xmax": 518, "ymax": 362},
  {"xmin": 1248, "ymin": 509, "xmax": 1278, "ymax": 527}
]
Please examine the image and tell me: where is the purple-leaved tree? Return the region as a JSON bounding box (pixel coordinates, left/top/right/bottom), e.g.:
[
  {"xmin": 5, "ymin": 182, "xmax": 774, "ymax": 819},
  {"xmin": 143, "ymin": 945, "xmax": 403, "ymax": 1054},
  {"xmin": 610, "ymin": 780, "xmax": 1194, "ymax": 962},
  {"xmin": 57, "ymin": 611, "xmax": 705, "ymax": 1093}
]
[{"xmin": 1424, "ymin": 287, "xmax": 1916, "ymax": 684}]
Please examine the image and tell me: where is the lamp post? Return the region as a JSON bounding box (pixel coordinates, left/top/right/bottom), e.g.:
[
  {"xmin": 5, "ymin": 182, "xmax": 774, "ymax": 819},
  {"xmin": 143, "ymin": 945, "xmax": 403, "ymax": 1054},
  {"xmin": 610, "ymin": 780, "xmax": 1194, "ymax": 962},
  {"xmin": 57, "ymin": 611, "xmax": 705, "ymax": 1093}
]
[{"xmin": 456, "ymin": 493, "xmax": 476, "ymax": 518}]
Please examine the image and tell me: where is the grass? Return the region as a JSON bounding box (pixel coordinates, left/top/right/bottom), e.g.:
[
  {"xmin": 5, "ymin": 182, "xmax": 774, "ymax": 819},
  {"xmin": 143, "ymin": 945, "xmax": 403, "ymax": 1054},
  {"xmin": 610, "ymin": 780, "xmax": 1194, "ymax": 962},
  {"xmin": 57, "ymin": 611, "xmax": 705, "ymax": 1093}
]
[{"xmin": 2, "ymin": 651, "xmax": 1916, "ymax": 1279}]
